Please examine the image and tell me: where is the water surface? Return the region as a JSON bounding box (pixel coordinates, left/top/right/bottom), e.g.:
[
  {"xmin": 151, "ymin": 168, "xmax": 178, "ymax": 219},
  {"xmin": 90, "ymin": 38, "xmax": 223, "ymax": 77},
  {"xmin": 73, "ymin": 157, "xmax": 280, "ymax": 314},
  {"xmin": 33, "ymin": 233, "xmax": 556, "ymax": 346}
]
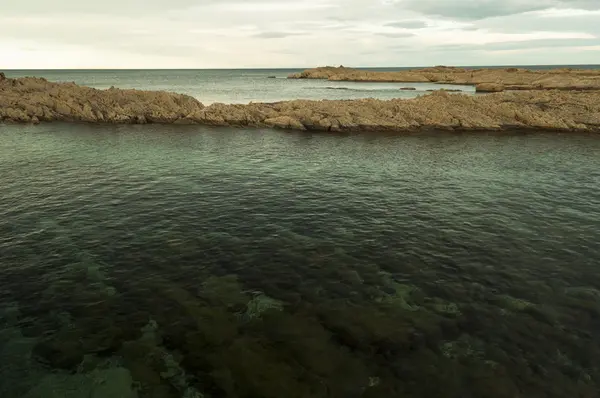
[
  {"xmin": 2, "ymin": 69, "xmax": 475, "ymax": 104},
  {"xmin": 1, "ymin": 124, "xmax": 599, "ymax": 397}
]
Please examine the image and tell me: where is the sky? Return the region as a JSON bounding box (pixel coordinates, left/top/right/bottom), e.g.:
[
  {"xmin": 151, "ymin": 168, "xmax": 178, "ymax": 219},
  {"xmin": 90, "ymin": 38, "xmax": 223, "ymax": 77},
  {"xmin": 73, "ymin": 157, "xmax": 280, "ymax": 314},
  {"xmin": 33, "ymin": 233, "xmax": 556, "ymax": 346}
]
[{"xmin": 1, "ymin": 0, "xmax": 599, "ymax": 69}]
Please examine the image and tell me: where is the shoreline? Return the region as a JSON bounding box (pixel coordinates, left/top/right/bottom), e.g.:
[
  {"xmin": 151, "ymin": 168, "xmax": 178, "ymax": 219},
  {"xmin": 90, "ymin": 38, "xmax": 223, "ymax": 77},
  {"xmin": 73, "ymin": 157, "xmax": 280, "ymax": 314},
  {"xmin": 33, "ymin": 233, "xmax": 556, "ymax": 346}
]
[{"xmin": 1, "ymin": 72, "xmax": 600, "ymax": 133}]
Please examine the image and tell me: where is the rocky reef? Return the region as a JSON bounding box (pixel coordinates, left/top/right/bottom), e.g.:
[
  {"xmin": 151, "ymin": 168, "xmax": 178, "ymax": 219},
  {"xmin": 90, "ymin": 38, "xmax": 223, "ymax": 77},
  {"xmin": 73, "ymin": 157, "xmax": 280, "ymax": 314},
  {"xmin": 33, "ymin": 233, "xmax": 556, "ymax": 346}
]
[
  {"xmin": 288, "ymin": 65, "xmax": 600, "ymax": 91},
  {"xmin": 1, "ymin": 74, "xmax": 600, "ymax": 133},
  {"xmin": 4, "ymin": 217, "xmax": 600, "ymax": 397}
]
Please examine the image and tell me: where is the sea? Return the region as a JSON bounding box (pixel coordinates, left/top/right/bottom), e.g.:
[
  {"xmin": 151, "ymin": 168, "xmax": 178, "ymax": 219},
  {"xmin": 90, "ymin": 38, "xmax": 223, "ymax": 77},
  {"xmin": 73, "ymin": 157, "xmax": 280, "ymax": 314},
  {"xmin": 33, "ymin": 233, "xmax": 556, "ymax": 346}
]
[{"xmin": 1, "ymin": 68, "xmax": 600, "ymax": 398}]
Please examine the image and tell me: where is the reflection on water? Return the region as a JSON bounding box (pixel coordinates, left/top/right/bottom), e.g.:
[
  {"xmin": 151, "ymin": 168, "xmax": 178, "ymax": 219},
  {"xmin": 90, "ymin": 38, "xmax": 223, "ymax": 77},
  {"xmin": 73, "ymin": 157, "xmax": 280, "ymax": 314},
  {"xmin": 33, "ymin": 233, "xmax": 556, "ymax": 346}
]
[{"xmin": 1, "ymin": 123, "xmax": 600, "ymax": 397}]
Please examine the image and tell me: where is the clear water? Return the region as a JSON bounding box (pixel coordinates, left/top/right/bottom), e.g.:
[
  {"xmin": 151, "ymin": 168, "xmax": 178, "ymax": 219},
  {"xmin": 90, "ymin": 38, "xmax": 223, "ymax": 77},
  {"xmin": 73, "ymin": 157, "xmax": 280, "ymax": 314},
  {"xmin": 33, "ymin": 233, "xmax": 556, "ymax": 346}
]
[
  {"xmin": 1, "ymin": 123, "xmax": 599, "ymax": 397},
  {"xmin": 2, "ymin": 69, "xmax": 476, "ymax": 104}
]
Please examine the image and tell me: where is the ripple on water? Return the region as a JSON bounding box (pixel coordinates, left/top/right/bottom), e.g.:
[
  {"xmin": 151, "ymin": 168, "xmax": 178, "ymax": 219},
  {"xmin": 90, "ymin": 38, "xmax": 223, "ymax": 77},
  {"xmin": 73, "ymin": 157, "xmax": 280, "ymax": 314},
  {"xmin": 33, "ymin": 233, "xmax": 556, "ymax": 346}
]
[{"xmin": 1, "ymin": 123, "xmax": 600, "ymax": 397}]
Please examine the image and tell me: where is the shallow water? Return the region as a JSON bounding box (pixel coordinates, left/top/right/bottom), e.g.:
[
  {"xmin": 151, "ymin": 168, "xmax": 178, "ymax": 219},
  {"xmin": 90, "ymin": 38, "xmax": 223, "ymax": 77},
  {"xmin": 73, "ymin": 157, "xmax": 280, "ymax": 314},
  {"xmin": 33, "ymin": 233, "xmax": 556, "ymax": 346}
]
[{"xmin": 1, "ymin": 123, "xmax": 600, "ymax": 397}]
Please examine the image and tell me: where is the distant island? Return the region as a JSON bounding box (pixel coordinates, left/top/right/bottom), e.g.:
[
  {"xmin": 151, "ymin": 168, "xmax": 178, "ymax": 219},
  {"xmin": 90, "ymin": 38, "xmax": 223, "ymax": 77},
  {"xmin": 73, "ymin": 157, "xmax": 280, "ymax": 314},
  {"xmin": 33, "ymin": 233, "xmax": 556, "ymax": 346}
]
[
  {"xmin": 1, "ymin": 69, "xmax": 599, "ymax": 133},
  {"xmin": 288, "ymin": 65, "xmax": 600, "ymax": 92}
]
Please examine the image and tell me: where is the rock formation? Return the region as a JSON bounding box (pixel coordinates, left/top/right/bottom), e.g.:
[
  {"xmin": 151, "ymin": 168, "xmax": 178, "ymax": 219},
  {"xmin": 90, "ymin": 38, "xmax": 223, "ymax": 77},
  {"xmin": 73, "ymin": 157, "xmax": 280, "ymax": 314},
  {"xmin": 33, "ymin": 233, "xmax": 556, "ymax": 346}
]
[
  {"xmin": 476, "ymin": 83, "xmax": 505, "ymax": 93},
  {"xmin": 288, "ymin": 66, "xmax": 600, "ymax": 91},
  {"xmin": 1, "ymin": 74, "xmax": 600, "ymax": 133},
  {"xmin": 427, "ymin": 88, "xmax": 463, "ymax": 92}
]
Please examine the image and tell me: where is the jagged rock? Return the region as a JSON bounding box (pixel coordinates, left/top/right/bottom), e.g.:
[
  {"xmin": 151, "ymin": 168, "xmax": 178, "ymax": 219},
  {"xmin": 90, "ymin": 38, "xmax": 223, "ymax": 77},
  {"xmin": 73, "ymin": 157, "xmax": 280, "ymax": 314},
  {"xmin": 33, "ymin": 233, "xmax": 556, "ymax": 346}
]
[
  {"xmin": 288, "ymin": 66, "xmax": 600, "ymax": 91},
  {"xmin": 427, "ymin": 88, "xmax": 463, "ymax": 92},
  {"xmin": 264, "ymin": 116, "xmax": 305, "ymax": 130},
  {"xmin": 475, "ymin": 83, "xmax": 505, "ymax": 93},
  {"xmin": 1, "ymin": 75, "xmax": 600, "ymax": 133},
  {"xmin": 0, "ymin": 75, "xmax": 204, "ymax": 124}
]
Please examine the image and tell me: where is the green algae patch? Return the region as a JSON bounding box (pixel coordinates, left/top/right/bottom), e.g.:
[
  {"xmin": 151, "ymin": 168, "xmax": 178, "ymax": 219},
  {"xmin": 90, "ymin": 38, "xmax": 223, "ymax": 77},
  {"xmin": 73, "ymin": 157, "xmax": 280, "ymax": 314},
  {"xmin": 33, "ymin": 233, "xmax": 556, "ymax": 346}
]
[
  {"xmin": 375, "ymin": 272, "xmax": 422, "ymax": 311},
  {"xmin": 426, "ymin": 298, "xmax": 461, "ymax": 316},
  {"xmin": 240, "ymin": 293, "xmax": 284, "ymax": 321},
  {"xmin": 440, "ymin": 334, "xmax": 486, "ymax": 360},
  {"xmin": 24, "ymin": 367, "xmax": 139, "ymax": 398},
  {"xmin": 198, "ymin": 275, "xmax": 249, "ymax": 309},
  {"xmin": 121, "ymin": 320, "xmax": 205, "ymax": 398},
  {"xmin": 499, "ymin": 295, "xmax": 534, "ymax": 312},
  {"xmin": 565, "ymin": 287, "xmax": 600, "ymax": 300}
]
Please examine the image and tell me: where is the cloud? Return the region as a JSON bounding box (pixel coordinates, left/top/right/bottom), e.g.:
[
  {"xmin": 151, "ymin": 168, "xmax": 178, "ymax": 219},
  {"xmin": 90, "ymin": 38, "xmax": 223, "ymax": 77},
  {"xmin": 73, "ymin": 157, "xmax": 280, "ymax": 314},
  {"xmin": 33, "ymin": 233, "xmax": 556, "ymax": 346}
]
[
  {"xmin": 398, "ymin": 0, "xmax": 554, "ymax": 20},
  {"xmin": 1, "ymin": 0, "xmax": 599, "ymax": 68},
  {"xmin": 385, "ymin": 20, "xmax": 428, "ymax": 29},
  {"xmin": 427, "ymin": 37, "xmax": 599, "ymax": 52},
  {"xmin": 377, "ymin": 32, "xmax": 415, "ymax": 38},
  {"xmin": 398, "ymin": 0, "xmax": 600, "ymax": 20},
  {"xmin": 253, "ymin": 32, "xmax": 307, "ymax": 39}
]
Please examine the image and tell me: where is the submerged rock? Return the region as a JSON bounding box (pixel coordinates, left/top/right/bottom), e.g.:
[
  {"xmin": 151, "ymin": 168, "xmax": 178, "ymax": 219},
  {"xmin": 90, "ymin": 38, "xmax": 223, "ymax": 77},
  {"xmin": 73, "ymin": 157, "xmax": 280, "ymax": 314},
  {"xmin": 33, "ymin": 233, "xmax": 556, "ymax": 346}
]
[
  {"xmin": 121, "ymin": 320, "xmax": 205, "ymax": 398},
  {"xmin": 24, "ymin": 367, "xmax": 138, "ymax": 398},
  {"xmin": 241, "ymin": 293, "xmax": 284, "ymax": 321},
  {"xmin": 498, "ymin": 295, "xmax": 534, "ymax": 311}
]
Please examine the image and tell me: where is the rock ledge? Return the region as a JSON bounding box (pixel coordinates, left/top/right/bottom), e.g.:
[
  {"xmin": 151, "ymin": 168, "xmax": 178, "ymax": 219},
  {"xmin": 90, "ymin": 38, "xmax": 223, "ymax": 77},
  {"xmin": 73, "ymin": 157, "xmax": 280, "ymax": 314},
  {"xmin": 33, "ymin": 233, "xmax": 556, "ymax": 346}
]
[{"xmin": 2, "ymin": 74, "xmax": 600, "ymax": 133}]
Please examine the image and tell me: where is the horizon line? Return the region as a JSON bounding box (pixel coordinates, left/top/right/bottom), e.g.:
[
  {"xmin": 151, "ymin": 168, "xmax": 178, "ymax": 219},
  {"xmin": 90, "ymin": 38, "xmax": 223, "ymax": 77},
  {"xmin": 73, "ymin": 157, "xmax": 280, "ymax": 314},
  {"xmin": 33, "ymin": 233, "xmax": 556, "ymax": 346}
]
[{"xmin": 3, "ymin": 63, "xmax": 600, "ymax": 71}]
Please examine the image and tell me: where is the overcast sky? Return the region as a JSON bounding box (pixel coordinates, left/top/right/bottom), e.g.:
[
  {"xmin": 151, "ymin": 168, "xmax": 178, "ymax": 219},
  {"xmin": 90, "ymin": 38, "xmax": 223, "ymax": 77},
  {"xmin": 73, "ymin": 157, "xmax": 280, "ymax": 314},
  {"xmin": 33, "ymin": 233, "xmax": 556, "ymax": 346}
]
[{"xmin": 1, "ymin": 0, "xmax": 599, "ymax": 68}]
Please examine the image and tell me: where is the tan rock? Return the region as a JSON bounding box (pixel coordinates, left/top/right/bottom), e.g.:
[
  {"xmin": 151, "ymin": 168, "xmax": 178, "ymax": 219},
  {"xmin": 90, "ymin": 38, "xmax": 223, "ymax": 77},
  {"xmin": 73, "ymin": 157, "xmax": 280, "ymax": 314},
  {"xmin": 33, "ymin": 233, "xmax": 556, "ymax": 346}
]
[
  {"xmin": 0, "ymin": 75, "xmax": 204, "ymax": 124},
  {"xmin": 427, "ymin": 88, "xmax": 463, "ymax": 92},
  {"xmin": 475, "ymin": 83, "xmax": 505, "ymax": 93},
  {"xmin": 1, "ymin": 74, "xmax": 600, "ymax": 133},
  {"xmin": 288, "ymin": 66, "xmax": 600, "ymax": 91},
  {"xmin": 264, "ymin": 116, "xmax": 305, "ymax": 130}
]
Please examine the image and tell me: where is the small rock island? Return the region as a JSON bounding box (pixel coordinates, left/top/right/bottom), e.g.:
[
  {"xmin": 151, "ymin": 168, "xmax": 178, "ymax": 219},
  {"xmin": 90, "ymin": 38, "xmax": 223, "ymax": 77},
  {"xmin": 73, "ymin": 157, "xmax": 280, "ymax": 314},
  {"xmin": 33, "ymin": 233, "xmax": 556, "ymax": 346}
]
[
  {"xmin": 288, "ymin": 65, "xmax": 600, "ymax": 92},
  {"xmin": 1, "ymin": 69, "xmax": 599, "ymax": 133}
]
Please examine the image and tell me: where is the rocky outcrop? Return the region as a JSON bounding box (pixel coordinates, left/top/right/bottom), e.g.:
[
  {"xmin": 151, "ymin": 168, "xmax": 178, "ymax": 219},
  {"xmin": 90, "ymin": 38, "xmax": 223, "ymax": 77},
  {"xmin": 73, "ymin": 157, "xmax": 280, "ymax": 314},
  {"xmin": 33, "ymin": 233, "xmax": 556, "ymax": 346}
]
[
  {"xmin": 288, "ymin": 66, "xmax": 600, "ymax": 91},
  {"xmin": 476, "ymin": 83, "xmax": 505, "ymax": 93},
  {"xmin": 427, "ymin": 88, "xmax": 463, "ymax": 92},
  {"xmin": 1, "ymin": 74, "xmax": 600, "ymax": 133},
  {"xmin": 0, "ymin": 76, "xmax": 205, "ymax": 124}
]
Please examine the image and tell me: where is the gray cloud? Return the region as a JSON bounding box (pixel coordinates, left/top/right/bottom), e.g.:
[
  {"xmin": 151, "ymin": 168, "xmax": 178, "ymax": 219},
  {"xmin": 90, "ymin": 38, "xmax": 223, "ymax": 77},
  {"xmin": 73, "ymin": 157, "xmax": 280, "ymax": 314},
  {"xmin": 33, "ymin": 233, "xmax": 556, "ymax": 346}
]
[
  {"xmin": 399, "ymin": 0, "xmax": 553, "ymax": 20},
  {"xmin": 482, "ymin": 37, "xmax": 599, "ymax": 51},
  {"xmin": 399, "ymin": 0, "xmax": 600, "ymax": 20},
  {"xmin": 472, "ymin": 9, "xmax": 600, "ymax": 33},
  {"xmin": 421, "ymin": 37, "xmax": 599, "ymax": 52}
]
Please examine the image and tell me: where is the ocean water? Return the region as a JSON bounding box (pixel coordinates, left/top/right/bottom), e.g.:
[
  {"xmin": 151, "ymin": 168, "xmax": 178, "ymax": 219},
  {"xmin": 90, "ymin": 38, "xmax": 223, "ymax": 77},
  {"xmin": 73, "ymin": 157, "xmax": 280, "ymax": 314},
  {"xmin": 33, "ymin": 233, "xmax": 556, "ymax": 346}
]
[
  {"xmin": 1, "ymin": 123, "xmax": 599, "ymax": 398},
  {"xmin": 4, "ymin": 65, "xmax": 599, "ymax": 105},
  {"xmin": 3, "ymin": 69, "xmax": 477, "ymax": 104}
]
